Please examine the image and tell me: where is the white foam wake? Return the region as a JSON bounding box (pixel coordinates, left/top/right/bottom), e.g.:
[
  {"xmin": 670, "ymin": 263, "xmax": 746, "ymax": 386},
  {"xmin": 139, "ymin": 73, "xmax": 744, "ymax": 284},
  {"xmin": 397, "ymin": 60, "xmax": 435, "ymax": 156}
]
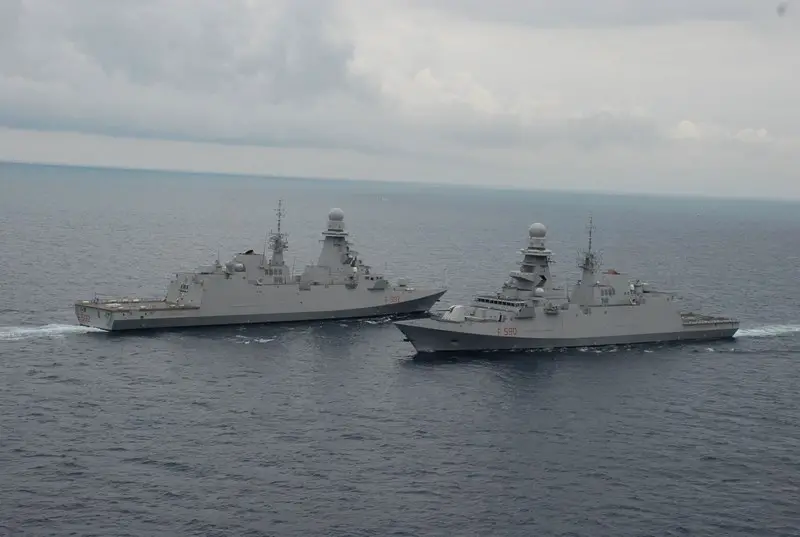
[
  {"xmin": 734, "ymin": 324, "xmax": 800, "ymax": 338},
  {"xmin": 233, "ymin": 335, "xmax": 275, "ymax": 344},
  {"xmin": 0, "ymin": 324, "xmax": 103, "ymax": 341}
]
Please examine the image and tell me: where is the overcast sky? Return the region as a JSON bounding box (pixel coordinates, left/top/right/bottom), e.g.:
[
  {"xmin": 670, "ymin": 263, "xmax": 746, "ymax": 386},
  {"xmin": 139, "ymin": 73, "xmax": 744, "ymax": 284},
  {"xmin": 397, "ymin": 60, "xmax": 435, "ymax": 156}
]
[{"xmin": 1, "ymin": 0, "xmax": 798, "ymax": 199}]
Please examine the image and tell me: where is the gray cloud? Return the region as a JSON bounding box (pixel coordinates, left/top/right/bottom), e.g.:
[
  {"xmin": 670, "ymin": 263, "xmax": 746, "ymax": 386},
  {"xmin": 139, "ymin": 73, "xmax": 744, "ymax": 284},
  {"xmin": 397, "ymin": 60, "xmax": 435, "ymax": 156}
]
[
  {"xmin": 416, "ymin": 0, "xmax": 769, "ymax": 28},
  {"xmin": 61, "ymin": 0, "xmax": 366, "ymax": 103},
  {"xmin": 1, "ymin": 0, "xmax": 663, "ymax": 155},
  {"xmin": 433, "ymin": 110, "xmax": 662, "ymax": 151},
  {"xmin": 255, "ymin": 0, "xmax": 365, "ymax": 104},
  {"xmin": 0, "ymin": 0, "xmax": 399, "ymax": 152},
  {"xmin": 0, "ymin": 0, "xmax": 21, "ymax": 44}
]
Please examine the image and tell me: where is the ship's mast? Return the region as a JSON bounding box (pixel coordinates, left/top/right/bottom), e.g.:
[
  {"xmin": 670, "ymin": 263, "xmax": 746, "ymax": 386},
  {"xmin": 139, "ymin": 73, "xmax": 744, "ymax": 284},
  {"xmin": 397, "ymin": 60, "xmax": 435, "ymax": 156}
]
[
  {"xmin": 587, "ymin": 214, "xmax": 593, "ymax": 253},
  {"xmin": 568, "ymin": 215, "xmax": 602, "ymax": 306},
  {"xmin": 267, "ymin": 199, "xmax": 289, "ymax": 266},
  {"xmin": 578, "ymin": 214, "xmax": 600, "ymax": 275},
  {"xmin": 276, "ymin": 199, "xmax": 284, "ymax": 237}
]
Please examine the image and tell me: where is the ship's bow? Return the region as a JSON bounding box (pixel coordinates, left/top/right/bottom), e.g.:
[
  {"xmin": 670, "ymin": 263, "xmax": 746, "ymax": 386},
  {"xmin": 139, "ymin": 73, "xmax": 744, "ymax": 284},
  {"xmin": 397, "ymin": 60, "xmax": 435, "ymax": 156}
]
[
  {"xmin": 386, "ymin": 287, "xmax": 447, "ymax": 316},
  {"xmin": 394, "ymin": 317, "xmax": 459, "ymax": 353},
  {"xmin": 412, "ymin": 288, "xmax": 447, "ymax": 313}
]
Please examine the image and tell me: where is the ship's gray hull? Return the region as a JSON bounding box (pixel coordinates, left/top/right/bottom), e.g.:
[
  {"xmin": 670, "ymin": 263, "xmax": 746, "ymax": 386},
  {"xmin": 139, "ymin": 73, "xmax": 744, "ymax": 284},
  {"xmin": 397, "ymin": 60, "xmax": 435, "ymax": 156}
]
[
  {"xmin": 77, "ymin": 290, "xmax": 445, "ymax": 332},
  {"xmin": 395, "ymin": 317, "xmax": 739, "ymax": 354}
]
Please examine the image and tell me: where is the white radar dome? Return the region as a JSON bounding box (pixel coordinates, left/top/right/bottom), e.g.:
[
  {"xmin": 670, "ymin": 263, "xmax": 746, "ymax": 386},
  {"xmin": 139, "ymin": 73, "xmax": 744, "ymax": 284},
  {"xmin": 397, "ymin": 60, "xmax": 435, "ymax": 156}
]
[
  {"xmin": 528, "ymin": 223, "xmax": 547, "ymax": 238},
  {"xmin": 328, "ymin": 208, "xmax": 345, "ymax": 221}
]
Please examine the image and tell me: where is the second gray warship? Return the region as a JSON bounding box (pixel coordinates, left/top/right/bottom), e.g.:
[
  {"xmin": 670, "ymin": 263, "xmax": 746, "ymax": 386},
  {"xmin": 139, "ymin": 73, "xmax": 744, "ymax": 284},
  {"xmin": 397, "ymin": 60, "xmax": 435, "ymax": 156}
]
[
  {"xmin": 394, "ymin": 219, "xmax": 739, "ymax": 353},
  {"xmin": 75, "ymin": 203, "xmax": 446, "ymax": 331}
]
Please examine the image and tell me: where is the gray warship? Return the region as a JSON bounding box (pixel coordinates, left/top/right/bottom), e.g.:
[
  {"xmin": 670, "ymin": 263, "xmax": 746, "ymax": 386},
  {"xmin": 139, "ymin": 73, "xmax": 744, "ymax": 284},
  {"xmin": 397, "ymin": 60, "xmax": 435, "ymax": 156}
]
[
  {"xmin": 75, "ymin": 203, "xmax": 446, "ymax": 331},
  {"xmin": 394, "ymin": 219, "xmax": 739, "ymax": 353}
]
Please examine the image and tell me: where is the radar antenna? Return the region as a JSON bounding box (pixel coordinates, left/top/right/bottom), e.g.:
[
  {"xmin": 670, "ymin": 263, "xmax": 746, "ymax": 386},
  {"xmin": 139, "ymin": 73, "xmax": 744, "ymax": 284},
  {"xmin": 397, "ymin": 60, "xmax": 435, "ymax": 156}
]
[
  {"xmin": 587, "ymin": 214, "xmax": 594, "ymax": 253},
  {"xmin": 276, "ymin": 199, "xmax": 285, "ymax": 237},
  {"xmin": 577, "ymin": 214, "xmax": 601, "ymax": 273},
  {"xmin": 267, "ymin": 199, "xmax": 289, "ymax": 259}
]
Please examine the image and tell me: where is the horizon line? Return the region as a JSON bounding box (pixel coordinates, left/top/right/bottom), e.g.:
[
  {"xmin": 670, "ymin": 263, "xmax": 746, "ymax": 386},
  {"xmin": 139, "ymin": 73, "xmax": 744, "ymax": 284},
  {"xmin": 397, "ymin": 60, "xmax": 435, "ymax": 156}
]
[{"xmin": 1, "ymin": 158, "xmax": 796, "ymax": 205}]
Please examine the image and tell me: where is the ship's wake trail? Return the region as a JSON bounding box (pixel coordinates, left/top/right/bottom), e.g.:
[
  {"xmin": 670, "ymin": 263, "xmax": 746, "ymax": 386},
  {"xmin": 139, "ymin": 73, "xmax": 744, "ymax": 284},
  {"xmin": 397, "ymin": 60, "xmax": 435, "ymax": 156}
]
[
  {"xmin": 734, "ymin": 324, "xmax": 800, "ymax": 338},
  {"xmin": 0, "ymin": 324, "xmax": 103, "ymax": 341}
]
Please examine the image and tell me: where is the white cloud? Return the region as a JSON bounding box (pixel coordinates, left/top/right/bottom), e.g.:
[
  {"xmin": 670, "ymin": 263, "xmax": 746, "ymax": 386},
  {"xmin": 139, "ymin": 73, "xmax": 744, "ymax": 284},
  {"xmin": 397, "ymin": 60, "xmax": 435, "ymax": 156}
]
[{"xmin": 0, "ymin": 0, "xmax": 799, "ymax": 198}]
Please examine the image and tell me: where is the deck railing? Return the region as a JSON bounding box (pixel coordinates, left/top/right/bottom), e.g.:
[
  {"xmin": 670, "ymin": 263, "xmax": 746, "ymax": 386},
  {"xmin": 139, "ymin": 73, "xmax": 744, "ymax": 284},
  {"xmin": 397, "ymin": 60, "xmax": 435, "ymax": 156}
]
[{"xmin": 86, "ymin": 295, "xmax": 165, "ymax": 304}]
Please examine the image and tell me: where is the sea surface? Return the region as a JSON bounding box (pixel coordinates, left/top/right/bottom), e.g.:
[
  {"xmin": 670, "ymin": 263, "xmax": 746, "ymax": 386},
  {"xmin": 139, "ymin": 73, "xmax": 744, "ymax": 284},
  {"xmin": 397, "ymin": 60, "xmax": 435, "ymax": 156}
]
[{"xmin": 1, "ymin": 162, "xmax": 799, "ymax": 536}]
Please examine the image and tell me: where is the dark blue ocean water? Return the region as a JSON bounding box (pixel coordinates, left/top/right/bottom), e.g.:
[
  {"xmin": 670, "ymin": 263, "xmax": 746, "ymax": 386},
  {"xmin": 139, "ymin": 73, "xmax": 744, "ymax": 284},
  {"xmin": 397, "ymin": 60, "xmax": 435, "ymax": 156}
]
[{"xmin": 1, "ymin": 162, "xmax": 799, "ymax": 536}]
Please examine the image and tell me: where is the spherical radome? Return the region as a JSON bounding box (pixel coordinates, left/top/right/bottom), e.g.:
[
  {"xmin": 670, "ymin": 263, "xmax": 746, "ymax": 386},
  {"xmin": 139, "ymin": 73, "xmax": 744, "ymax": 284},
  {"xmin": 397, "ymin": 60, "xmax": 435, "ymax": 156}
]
[
  {"xmin": 329, "ymin": 208, "xmax": 345, "ymax": 221},
  {"xmin": 528, "ymin": 223, "xmax": 547, "ymax": 238}
]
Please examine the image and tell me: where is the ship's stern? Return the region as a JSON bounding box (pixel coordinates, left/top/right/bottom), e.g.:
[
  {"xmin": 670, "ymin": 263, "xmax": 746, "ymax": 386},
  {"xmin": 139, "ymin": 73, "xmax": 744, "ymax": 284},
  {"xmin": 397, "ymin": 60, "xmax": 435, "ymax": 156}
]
[
  {"xmin": 680, "ymin": 313, "xmax": 741, "ymax": 341},
  {"xmin": 74, "ymin": 302, "xmax": 115, "ymax": 331}
]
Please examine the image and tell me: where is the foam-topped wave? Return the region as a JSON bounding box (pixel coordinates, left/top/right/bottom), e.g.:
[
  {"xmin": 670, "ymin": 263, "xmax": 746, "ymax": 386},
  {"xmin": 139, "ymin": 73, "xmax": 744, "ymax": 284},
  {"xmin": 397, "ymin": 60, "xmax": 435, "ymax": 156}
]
[
  {"xmin": 233, "ymin": 335, "xmax": 276, "ymax": 345},
  {"xmin": 734, "ymin": 324, "xmax": 800, "ymax": 338},
  {"xmin": 364, "ymin": 316, "xmax": 394, "ymax": 325},
  {"xmin": 0, "ymin": 324, "xmax": 103, "ymax": 341}
]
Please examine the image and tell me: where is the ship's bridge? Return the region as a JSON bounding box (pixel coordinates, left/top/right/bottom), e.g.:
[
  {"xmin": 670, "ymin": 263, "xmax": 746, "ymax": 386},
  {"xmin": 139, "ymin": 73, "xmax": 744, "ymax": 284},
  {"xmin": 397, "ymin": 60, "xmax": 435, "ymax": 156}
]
[
  {"xmin": 502, "ymin": 222, "xmax": 554, "ymax": 298},
  {"xmin": 508, "ymin": 270, "xmax": 541, "ymax": 282},
  {"xmin": 473, "ymin": 295, "xmax": 527, "ymax": 309}
]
